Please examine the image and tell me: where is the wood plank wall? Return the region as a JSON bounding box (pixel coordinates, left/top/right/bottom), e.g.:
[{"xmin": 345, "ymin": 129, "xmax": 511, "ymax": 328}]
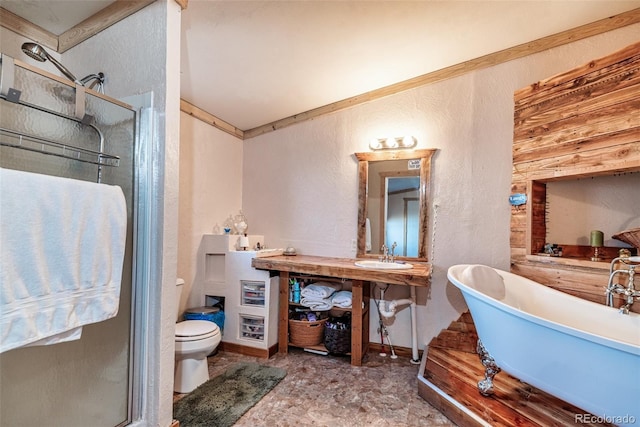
[{"xmin": 510, "ymin": 41, "xmax": 640, "ymax": 311}]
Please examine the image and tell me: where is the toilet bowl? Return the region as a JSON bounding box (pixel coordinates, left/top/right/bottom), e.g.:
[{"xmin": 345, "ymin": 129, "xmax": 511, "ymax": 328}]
[
  {"xmin": 174, "ymin": 278, "xmax": 222, "ymax": 393},
  {"xmin": 174, "ymin": 319, "xmax": 221, "ymax": 393}
]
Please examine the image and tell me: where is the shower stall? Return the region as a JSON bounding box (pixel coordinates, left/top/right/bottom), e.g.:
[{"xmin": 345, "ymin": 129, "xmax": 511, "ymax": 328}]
[{"xmin": 0, "ymin": 53, "xmax": 139, "ymax": 426}]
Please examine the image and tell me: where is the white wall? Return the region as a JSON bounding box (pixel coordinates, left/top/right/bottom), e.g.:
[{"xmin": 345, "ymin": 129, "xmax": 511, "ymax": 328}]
[
  {"xmin": 547, "ymin": 174, "xmax": 640, "ymax": 247},
  {"xmin": 178, "ymin": 111, "xmax": 243, "ymax": 313},
  {"xmin": 240, "ymin": 24, "xmax": 640, "ymax": 350}
]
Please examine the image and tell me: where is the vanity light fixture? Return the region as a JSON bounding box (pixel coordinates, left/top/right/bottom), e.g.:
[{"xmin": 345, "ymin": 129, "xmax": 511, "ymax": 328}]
[{"xmin": 369, "ymin": 135, "xmax": 417, "ymax": 151}]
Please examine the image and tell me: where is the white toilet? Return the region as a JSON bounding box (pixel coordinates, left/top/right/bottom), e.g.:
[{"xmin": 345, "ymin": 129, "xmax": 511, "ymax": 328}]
[{"xmin": 174, "ymin": 278, "xmax": 221, "ymax": 393}]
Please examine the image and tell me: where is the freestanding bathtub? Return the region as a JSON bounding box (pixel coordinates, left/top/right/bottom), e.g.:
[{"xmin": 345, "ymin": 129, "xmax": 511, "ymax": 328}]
[{"xmin": 447, "ymin": 264, "xmax": 640, "ymax": 426}]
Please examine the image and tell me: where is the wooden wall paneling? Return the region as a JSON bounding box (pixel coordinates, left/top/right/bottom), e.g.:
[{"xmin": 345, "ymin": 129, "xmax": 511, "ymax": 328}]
[
  {"xmin": 513, "ymin": 41, "xmax": 640, "ymax": 107},
  {"xmin": 511, "ymin": 262, "xmax": 611, "ymax": 305},
  {"xmin": 517, "ymin": 140, "xmax": 640, "ymax": 180},
  {"xmin": 510, "ymin": 41, "xmax": 640, "ymax": 312},
  {"xmin": 528, "ymin": 180, "xmax": 546, "ymax": 255},
  {"xmin": 514, "ymin": 75, "xmax": 640, "ymax": 139},
  {"xmin": 513, "ymin": 105, "xmax": 640, "ymax": 164},
  {"xmin": 514, "ymin": 127, "xmax": 640, "ymax": 165}
]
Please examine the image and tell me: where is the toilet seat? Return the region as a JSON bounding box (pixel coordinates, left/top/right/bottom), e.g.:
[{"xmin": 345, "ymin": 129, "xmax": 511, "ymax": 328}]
[{"xmin": 175, "ymin": 320, "xmax": 220, "ymax": 342}]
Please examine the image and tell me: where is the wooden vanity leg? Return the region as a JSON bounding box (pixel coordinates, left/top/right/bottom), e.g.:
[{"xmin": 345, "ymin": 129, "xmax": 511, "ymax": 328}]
[
  {"xmin": 278, "ymin": 272, "xmax": 290, "ymax": 354},
  {"xmin": 351, "ymin": 279, "xmax": 368, "ymax": 366}
]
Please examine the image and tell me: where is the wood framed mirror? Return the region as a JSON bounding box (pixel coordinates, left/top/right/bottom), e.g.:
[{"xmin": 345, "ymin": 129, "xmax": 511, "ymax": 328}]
[{"xmin": 355, "ymin": 149, "xmax": 436, "ymax": 261}]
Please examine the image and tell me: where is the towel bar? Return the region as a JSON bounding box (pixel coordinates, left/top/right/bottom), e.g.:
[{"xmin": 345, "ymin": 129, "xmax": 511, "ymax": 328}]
[{"xmin": 0, "ymin": 127, "xmax": 119, "ymax": 166}]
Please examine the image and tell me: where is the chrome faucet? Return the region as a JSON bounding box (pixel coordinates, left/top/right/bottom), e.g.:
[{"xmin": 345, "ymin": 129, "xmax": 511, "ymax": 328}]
[
  {"xmin": 379, "ymin": 242, "xmax": 398, "ymax": 263},
  {"xmin": 606, "ymin": 256, "xmax": 640, "ymax": 314}
]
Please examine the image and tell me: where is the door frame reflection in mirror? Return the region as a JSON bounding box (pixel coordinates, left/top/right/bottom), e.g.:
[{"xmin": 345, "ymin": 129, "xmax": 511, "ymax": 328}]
[
  {"xmin": 381, "ymin": 173, "xmax": 420, "ymax": 257},
  {"xmin": 354, "ymin": 149, "xmax": 436, "ymax": 262}
]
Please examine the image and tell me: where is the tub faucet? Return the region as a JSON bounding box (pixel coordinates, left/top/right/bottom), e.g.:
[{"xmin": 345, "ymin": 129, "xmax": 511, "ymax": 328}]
[{"xmin": 606, "ymin": 256, "xmax": 640, "ymax": 314}]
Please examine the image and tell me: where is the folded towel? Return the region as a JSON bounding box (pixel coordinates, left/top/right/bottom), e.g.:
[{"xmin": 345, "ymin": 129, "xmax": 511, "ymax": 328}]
[
  {"xmin": 331, "ymin": 290, "xmax": 352, "ymax": 308},
  {"xmin": 300, "ymin": 281, "xmax": 342, "ymax": 299},
  {"xmin": 0, "ymin": 167, "xmax": 127, "ymax": 353},
  {"xmin": 300, "ymin": 297, "xmax": 333, "ymax": 311}
]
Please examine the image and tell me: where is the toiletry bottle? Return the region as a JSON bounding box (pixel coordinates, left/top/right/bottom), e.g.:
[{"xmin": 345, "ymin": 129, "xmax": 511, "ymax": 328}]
[{"xmin": 293, "ymin": 280, "xmax": 301, "ymax": 304}]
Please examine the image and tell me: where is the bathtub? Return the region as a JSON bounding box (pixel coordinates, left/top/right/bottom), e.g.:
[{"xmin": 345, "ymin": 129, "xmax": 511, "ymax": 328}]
[{"xmin": 447, "ymin": 264, "xmax": 640, "ymax": 426}]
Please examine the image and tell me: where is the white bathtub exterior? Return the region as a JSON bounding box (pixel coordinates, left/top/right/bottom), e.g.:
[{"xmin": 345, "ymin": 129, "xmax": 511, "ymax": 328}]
[{"xmin": 447, "ymin": 264, "xmax": 640, "ymax": 426}]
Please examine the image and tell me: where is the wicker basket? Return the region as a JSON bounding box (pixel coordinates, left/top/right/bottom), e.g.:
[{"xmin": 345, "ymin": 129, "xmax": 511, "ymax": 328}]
[
  {"xmin": 324, "ymin": 326, "xmax": 351, "ymax": 354},
  {"xmin": 289, "ymin": 318, "xmax": 327, "ymax": 347}
]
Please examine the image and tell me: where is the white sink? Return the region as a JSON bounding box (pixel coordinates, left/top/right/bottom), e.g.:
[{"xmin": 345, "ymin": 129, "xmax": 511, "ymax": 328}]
[{"xmin": 354, "ymin": 260, "xmax": 413, "ymax": 270}]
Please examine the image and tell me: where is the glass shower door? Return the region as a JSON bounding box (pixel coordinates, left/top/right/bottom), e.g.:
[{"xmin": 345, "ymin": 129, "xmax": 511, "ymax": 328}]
[{"xmin": 0, "ymin": 57, "xmax": 136, "ymax": 427}]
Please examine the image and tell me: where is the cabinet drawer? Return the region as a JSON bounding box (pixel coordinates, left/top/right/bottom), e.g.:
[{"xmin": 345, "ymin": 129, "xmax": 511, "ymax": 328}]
[
  {"xmin": 241, "ymin": 281, "xmax": 266, "ymax": 306},
  {"xmin": 240, "ymin": 315, "xmax": 265, "ymax": 341}
]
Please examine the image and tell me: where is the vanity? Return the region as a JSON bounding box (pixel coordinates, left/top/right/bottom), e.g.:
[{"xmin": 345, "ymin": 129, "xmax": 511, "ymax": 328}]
[{"xmin": 251, "ymin": 255, "xmax": 431, "ymax": 366}]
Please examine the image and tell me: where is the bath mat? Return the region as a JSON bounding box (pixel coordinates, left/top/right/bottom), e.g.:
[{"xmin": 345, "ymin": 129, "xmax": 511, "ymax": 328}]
[{"xmin": 173, "ymin": 362, "xmax": 286, "ymax": 427}]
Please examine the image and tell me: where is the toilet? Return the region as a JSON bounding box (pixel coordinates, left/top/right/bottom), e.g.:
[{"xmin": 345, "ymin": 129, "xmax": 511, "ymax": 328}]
[{"xmin": 174, "ymin": 278, "xmax": 221, "ymax": 393}]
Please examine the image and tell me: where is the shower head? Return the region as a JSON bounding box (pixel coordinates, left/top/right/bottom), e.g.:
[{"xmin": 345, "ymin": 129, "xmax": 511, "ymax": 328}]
[
  {"xmin": 21, "ymin": 42, "xmax": 47, "ymax": 62},
  {"xmin": 21, "ymin": 42, "xmax": 79, "ymax": 84}
]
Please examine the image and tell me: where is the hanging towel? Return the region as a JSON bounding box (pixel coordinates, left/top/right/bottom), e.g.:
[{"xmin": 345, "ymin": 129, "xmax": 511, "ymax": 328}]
[
  {"xmin": 365, "ymin": 218, "xmax": 372, "ymax": 252},
  {"xmin": 0, "ymin": 167, "xmax": 127, "ymax": 353},
  {"xmin": 331, "ymin": 290, "xmax": 352, "ymax": 309},
  {"xmin": 300, "ymin": 281, "xmax": 342, "ymax": 299}
]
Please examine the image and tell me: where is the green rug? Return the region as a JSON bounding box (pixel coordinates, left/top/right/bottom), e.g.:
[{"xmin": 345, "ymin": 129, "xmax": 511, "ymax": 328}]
[{"xmin": 173, "ymin": 362, "xmax": 287, "ymax": 427}]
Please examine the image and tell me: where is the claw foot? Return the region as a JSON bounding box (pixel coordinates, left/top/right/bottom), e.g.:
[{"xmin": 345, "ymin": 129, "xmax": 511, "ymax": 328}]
[{"xmin": 476, "ymin": 340, "xmax": 501, "ymax": 396}]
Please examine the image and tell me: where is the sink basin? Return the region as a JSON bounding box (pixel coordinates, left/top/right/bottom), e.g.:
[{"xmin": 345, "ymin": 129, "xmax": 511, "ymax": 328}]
[{"xmin": 354, "ymin": 260, "xmax": 413, "ymax": 270}]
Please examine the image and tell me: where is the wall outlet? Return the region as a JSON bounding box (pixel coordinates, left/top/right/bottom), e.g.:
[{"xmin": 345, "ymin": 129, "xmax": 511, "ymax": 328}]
[{"xmin": 351, "ymin": 239, "xmax": 357, "ymax": 251}]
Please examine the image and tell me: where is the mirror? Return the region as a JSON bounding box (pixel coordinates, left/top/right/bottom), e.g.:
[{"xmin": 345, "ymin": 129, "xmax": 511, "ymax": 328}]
[{"xmin": 355, "ymin": 149, "xmax": 436, "ymax": 261}]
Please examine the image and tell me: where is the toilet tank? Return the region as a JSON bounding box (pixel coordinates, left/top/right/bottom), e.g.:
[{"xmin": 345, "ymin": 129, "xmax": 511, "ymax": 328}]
[{"xmin": 176, "ymin": 278, "xmax": 185, "ymax": 321}]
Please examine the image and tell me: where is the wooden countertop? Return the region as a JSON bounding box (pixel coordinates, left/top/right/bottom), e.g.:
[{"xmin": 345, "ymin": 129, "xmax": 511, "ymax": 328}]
[{"xmin": 251, "ymin": 255, "xmax": 431, "ymax": 287}]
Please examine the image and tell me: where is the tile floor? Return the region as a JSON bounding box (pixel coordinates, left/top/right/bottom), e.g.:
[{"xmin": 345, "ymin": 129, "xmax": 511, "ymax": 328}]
[{"xmin": 174, "ymin": 349, "xmax": 455, "ymax": 427}]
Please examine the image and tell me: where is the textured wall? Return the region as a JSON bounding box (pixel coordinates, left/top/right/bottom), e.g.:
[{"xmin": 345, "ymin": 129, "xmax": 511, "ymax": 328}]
[
  {"xmin": 547, "ymin": 174, "xmax": 640, "ymax": 247},
  {"xmin": 178, "ymin": 111, "xmax": 244, "ymax": 312}
]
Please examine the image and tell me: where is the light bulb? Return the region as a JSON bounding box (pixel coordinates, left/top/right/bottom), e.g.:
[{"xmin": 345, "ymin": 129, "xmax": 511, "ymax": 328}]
[{"xmin": 402, "ymin": 135, "xmax": 415, "ymax": 147}]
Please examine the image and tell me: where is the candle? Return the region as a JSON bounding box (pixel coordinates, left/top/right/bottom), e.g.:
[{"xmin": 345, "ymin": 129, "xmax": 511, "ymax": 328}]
[{"xmin": 590, "ymin": 230, "xmax": 604, "ymax": 247}]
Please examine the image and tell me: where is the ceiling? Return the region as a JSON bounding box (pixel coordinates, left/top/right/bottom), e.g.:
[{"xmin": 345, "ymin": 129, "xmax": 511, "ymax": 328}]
[{"xmin": 3, "ymin": 1, "xmax": 640, "ymax": 133}]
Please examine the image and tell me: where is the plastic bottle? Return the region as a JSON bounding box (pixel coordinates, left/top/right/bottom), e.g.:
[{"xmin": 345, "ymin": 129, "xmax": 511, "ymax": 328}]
[{"xmin": 293, "ymin": 280, "xmax": 301, "ymax": 304}]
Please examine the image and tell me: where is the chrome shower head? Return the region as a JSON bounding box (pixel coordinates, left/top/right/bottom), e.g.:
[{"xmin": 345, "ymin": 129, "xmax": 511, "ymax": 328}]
[
  {"xmin": 21, "ymin": 42, "xmax": 79, "ymax": 84},
  {"xmin": 21, "ymin": 42, "xmax": 47, "ymax": 62}
]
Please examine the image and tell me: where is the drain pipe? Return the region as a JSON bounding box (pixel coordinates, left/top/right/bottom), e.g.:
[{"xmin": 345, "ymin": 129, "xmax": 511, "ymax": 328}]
[{"xmin": 378, "ymin": 286, "xmax": 420, "ymax": 364}]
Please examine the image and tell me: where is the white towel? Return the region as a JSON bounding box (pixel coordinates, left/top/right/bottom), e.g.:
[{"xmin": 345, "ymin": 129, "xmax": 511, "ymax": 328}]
[
  {"xmin": 0, "ymin": 167, "xmax": 127, "ymax": 353},
  {"xmin": 331, "ymin": 290, "xmax": 352, "ymax": 308},
  {"xmin": 300, "ymin": 281, "xmax": 342, "ymax": 299},
  {"xmin": 365, "ymin": 218, "xmax": 372, "ymax": 252},
  {"xmin": 300, "ymin": 297, "xmax": 333, "ymax": 311}
]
